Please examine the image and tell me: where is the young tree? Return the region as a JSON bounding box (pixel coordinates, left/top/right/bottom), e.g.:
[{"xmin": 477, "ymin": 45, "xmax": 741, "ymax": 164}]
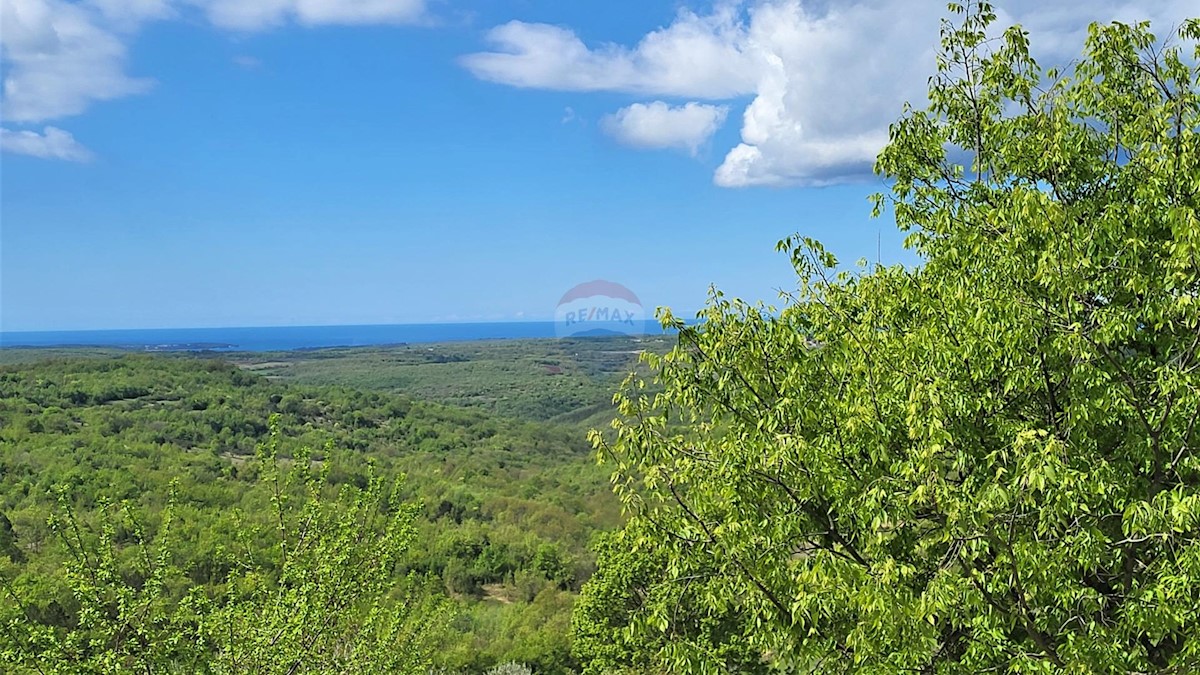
[
  {"xmin": 581, "ymin": 3, "xmax": 1200, "ymax": 672},
  {"xmin": 571, "ymin": 522, "xmax": 765, "ymax": 674}
]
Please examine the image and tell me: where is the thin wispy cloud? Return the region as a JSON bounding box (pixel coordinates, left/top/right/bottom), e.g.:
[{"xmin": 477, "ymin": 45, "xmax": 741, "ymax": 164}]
[
  {"xmin": 231, "ymin": 54, "xmax": 263, "ymax": 70},
  {"xmin": 198, "ymin": 0, "xmax": 427, "ymax": 31},
  {"xmin": 0, "ymin": 126, "xmax": 93, "ymax": 161}
]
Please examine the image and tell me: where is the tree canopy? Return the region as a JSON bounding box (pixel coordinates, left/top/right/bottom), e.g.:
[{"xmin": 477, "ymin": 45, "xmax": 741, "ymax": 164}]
[
  {"xmin": 0, "ymin": 354, "xmax": 621, "ymax": 673},
  {"xmin": 577, "ymin": 4, "xmax": 1200, "ymax": 672}
]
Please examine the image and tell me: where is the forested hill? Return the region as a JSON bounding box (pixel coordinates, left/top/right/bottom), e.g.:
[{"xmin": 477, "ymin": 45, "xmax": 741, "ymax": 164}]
[{"xmin": 0, "ymin": 354, "xmax": 621, "ymax": 672}]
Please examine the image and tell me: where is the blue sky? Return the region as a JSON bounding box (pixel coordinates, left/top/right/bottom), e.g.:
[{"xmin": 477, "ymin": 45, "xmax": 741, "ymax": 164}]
[{"xmin": 2, "ymin": 0, "xmax": 1188, "ymax": 331}]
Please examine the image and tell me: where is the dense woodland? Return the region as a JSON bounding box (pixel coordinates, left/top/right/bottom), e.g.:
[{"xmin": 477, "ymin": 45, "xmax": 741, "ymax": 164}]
[
  {"xmin": 0, "ymin": 353, "xmax": 624, "ymax": 672},
  {"xmin": 573, "ymin": 8, "xmax": 1200, "ymax": 673}
]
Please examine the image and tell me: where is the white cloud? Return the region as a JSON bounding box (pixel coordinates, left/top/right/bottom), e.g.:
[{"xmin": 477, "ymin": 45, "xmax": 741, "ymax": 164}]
[
  {"xmin": 0, "ymin": 0, "xmax": 429, "ymax": 159},
  {"xmin": 0, "ymin": 0, "xmax": 431, "ymax": 118},
  {"xmin": 0, "ymin": 125, "xmax": 93, "ymax": 161},
  {"xmin": 0, "ymin": 0, "xmax": 154, "ymax": 122},
  {"xmin": 602, "ymin": 101, "xmax": 728, "ymax": 155},
  {"xmin": 460, "ymin": 9, "xmax": 760, "ymax": 98},
  {"xmin": 462, "ymin": 0, "xmax": 1199, "ymax": 188},
  {"xmin": 198, "ymin": 0, "xmax": 426, "ymax": 30}
]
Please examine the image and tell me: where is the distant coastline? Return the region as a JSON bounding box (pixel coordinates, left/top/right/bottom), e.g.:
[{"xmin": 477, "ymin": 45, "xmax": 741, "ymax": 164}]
[
  {"xmin": 1, "ymin": 342, "xmax": 238, "ymax": 352},
  {"xmin": 0, "ymin": 321, "xmax": 671, "ymax": 353}
]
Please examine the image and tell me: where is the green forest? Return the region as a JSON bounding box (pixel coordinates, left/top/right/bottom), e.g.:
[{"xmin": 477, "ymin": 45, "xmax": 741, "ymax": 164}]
[
  {"xmin": 4, "ymin": 4, "xmax": 1200, "ymax": 673},
  {"xmin": 0, "ymin": 352, "xmax": 625, "ymax": 672}
]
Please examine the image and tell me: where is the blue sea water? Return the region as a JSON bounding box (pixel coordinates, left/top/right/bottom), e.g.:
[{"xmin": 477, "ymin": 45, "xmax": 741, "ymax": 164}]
[{"xmin": 0, "ymin": 321, "xmax": 669, "ymax": 352}]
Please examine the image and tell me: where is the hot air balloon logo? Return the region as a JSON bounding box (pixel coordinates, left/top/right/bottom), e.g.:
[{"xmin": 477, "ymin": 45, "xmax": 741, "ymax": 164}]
[{"xmin": 555, "ymin": 280, "xmax": 645, "ymax": 338}]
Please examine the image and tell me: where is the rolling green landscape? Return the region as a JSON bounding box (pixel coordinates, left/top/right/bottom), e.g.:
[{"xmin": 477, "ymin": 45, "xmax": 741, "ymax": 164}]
[
  {"xmin": 0, "ymin": 337, "xmax": 665, "ymax": 673},
  {"xmin": 230, "ymin": 335, "xmax": 673, "ymax": 426},
  {"xmin": 3, "ymin": 4, "xmax": 1200, "ymax": 673}
]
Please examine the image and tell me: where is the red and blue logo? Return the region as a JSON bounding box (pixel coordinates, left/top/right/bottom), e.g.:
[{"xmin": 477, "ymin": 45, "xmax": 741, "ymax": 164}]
[{"xmin": 555, "ymin": 280, "xmax": 645, "ymax": 337}]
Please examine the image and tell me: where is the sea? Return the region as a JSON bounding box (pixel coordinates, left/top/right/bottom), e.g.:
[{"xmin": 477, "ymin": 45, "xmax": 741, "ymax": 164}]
[{"xmin": 0, "ymin": 321, "xmax": 672, "ymax": 353}]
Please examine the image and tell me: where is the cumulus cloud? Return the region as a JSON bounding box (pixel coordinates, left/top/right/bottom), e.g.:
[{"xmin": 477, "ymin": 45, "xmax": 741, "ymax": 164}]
[
  {"xmin": 0, "ymin": 0, "xmax": 429, "ymax": 159},
  {"xmin": 461, "ymin": 9, "xmax": 760, "ymax": 98},
  {"xmin": 601, "ymin": 101, "xmax": 728, "ymax": 155},
  {"xmin": 0, "ymin": 0, "xmax": 430, "ymax": 123},
  {"xmin": 462, "ymin": 0, "xmax": 1199, "ymax": 188},
  {"xmin": 0, "ymin": 0, "xmax": 155, "ymax": 122},
  {"xmin": 0, "ymin": 126, "xmax": 93, "ymax": 161}
]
